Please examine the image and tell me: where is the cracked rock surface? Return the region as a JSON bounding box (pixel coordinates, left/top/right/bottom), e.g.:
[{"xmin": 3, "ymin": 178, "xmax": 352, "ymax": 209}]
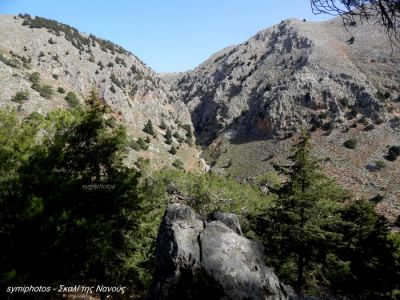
[{"xmin": 149, "ymin": 203, "xmax": 290, "ymax": 300}]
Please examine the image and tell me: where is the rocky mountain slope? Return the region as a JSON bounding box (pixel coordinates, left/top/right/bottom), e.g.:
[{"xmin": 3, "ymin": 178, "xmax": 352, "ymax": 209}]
[
  {"xmin": 165, "ymin": 16, "xmax": 400, "ymax": 222},
  {"xmin": 0, "ymin": 14, "xmax": 203, "ymax": 170}
]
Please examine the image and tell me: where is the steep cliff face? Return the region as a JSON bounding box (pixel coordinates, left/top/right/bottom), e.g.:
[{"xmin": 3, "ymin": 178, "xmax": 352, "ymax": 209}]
[
  {"xmin": 169, "ymin": 16, "xmax": 399, "ymax": 145},
  {"xmin": 0, "ymin": 14, "xmax": 202, "ymax": 170},
  {"xmin": 166, "ymin": 16, "xmax": 400, "ymax": 221}
]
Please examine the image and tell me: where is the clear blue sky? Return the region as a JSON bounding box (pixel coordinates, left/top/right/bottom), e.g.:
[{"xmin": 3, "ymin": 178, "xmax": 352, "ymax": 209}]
[{"xmin": 0, "ymin": 0, "xmax": 330, "ymax": 72}]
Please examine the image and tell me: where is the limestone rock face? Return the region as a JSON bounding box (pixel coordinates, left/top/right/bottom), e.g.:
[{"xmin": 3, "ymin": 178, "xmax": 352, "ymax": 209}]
[
  {"xmin": 149, "ymin": 203, "xmax": 290, "ymax": 300},
  {"xmin": 164, "ymin": 16, "xmax": 399, "ymax": 146}
]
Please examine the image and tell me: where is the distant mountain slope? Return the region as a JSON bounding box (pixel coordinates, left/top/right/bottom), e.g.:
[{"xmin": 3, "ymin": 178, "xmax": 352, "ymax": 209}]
[
  {"xmin": 171, "ymin": 16, "xmax": 399, "ymax": 145},
  {"xmin": 0, "ymin": 14, "xmax": 203, "ymax": 170},
  {"xmin": 169, "ymin": 16, "xmax": 400, "ymax": 223}
]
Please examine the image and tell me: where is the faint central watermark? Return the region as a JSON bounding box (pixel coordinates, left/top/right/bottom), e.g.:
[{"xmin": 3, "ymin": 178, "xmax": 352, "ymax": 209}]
[{"xmin": 82, "ymin": 183, "xmax": 115, "ymax": 191}]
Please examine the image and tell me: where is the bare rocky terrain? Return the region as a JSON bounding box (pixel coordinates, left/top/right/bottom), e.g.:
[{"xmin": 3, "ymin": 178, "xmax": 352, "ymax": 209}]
[
  {"xmin": 0, "ymin": 14, "xmax": 203, "ymax": 171},
  {"xmin": 163, "ymin": 16, "xmax": 400, "ymax": 223}
]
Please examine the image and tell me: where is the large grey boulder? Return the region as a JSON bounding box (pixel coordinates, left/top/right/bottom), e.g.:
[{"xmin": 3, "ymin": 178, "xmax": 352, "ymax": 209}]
[{"xmin": 149, "ymin": 203, "xmax": 291, "ymax": 300}]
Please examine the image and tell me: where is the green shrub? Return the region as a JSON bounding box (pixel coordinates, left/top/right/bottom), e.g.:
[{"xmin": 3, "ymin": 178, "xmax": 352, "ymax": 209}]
[
  {"xmin": 137, "ymin": 137, "xmax": 149, "ymax": 150},
  {"xmin": 130, "ymin": 140, "xmax": 141, "ymax": 151},
  {"xmin": 319, "ymin": 112, "xmax": 329, "ymax": 119},
  {"xmin": 29, "ymin": 72, "xmax": 41, "ymax": 86},
  {"xmin": 169, "ymin": 146, "xmax": 177, "ymax": 155},
  {"xmin": 57, "ymin": 87, "xmax": 65, "ymax": 94},
  {"xmin": 322, "ymin": 120, "xmax": 334, "ymax": 132},
  {"xmin": 145, "ymin": 135, "xmax": 151, "ymax": 143},
  {"xmin": 11, "ymin": 91, "xmax": 29, "ymax": 102},
  {"xmin": 386, "ymin": 145, "xmax": 400, "ymax": 161},
  {"xmin": 109, "ymin": 86, "xmax": 116, "ymax": 94},
  {"xmin": 358, "ymin": 116, "xmax": 369, "ymax": 125},
  {"xmin": 52, "ymin": 74, "xmax": 59, "ymax": 80},
  {"xmin": 39, "ymin": 85, "xmax": 53, "ymax": 99},
  {"xmin": 374, "ymin": 160, "xmax": 386, "ymax": 170},
  {"xmin": 376, "ymin": 90, "xmax": 391, "ymax": 101},
  {"xmin": 115, "ymin": 56, "xmax": 127, "ymax": 67},
  {"xmin": 370, "ymin": 194, "xmax": 384, "ymax": 204},
  {"xmin": 177, "ymin": 135, "xmax": 185, "ymax": 144},
  {"xmin": 172, "ymin": 159, "xmax": 184, "ymax": 169},
  {"xmin": 65, "ymin": 91, "xmax": 80, "ymax": 107},
  {"xmin": 110, "ymin": 73, "xmax": 122, "ymax": 88},
  {"xmin": 344, "ymin": 138, "xmax": 358, "ymax": 149},
  {"xmin": 173, "ymin": 132, "xmax": 180, "ymax": 139},
  {"xmin": 364, "ymin": 124, "xmax": 375, "ymax": 131},
  {"xmin": 0, "ymin": 51, "xmax": 19, "ymax": 67}
]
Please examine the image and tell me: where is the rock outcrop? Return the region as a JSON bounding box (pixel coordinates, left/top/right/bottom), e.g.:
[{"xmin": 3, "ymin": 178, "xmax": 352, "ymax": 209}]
[{"xmin": 149, "ymin": 203, "xmax": 290, "ymax": 300}]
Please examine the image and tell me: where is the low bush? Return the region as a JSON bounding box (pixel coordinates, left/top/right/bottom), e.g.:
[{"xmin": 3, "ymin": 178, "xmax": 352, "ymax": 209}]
[
  {"xmin": 364, "ymin": 124, "xmax": 375, "ymax": 131},
  {"xmin": 370, "ymin": 194, "xmax": 384, "ymax": 204},
  {"xmin": 130, "ymin": 140, "xmax": 141, "ymax": 151},
  {"xmin": 386, "ymin": 145, "xmax": 400, "ymax": 161},
  {"xmin": 65, "ymin": 91, "xmax": 80, "ymax": 107},
  {"xmin": 137, "ymin": 137, "xmax": 149, "ymax": 150},
  {"xmin": 343, "ymin": 138, "xmax": 358, "ymax": 149},
  {"xmin": 172, "ymin": 159, "xmax": 184, "ymax": 169},
  {"xmin": 57, "ymin": 87, "xmax": 65, "ymax": 94},
  {"xmin": 374, "ymin": 160, "xmax": 386, "ymax": 170},
  {"xmin": 11, "ymin": 91, "xmax": 29, "ymax": 102},
  {"xmin": 169, "ymin": 146, "xmax": 177, "ymax": 155},
  {"xmin": 39, "ymin": 85, "xmax": 53, "ymax": 99}
]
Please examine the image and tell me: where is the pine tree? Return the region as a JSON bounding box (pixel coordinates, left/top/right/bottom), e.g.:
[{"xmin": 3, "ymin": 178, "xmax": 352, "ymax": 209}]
[
  {"xmin": 159, "ymin": 119, "xmax": 167, "ymax": 130},
  {"xmin": 0, "ymin": 102, "xmax": 141, "ymax": 289},
  {"xmin": 165, "ymin": 127, "xmax": 172, "ymax": 145},
  {"xmin": 143, "ymin": 119, "xmax": 154, "ymax": 135},
  {"xmin": 253, "ymin": 133, "xmax": 348, "ymax": 294}
]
